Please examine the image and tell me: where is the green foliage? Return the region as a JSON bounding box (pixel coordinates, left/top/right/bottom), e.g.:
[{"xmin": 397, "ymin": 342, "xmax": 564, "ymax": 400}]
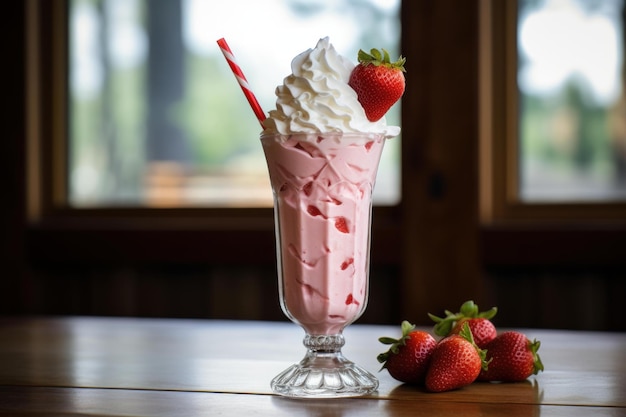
[
  {"xmin": 173, "ymin": 54, "xmax": 260, "ymax": 166},
  {"xmin": 70, "ymin": 65, "xmax": 146, "ymax": 202},
  {"xmin": 520, "ymin": 79, "xmax": 613, "ymax": 177}
]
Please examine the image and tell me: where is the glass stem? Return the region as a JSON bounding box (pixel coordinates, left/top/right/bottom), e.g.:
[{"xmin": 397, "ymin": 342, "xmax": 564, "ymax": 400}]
[{"xmin": 303, "ymin": 334, "xmax": 344, "ymax": 353}]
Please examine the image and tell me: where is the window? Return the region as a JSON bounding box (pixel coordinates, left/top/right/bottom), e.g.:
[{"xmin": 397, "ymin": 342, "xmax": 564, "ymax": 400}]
[
  {"xmin": 68, "ymin": 0, "xmax": 401, "ymax": 208},
  {"xmin": 518, "ymin": 0, "xmax": 626, "ymax": 202},
  {"xmin": 479, "ymin": 0, "xmax": 626, "ymax": 222}
]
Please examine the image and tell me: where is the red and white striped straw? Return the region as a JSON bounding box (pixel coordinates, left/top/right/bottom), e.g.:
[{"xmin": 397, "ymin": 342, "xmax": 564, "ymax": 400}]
[{"xmin": 217, "ymin": 38, "xmax": 267, "ymax": 129}]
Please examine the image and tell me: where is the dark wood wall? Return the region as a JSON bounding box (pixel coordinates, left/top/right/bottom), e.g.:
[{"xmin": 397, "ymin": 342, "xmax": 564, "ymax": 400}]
[
  {"xmin": 17, "ymin": 263, "xmax": 626, "ymax": 331},
  {"xmin": 16, "ymin": 263, "xmax": 401, "ymax": 325}
]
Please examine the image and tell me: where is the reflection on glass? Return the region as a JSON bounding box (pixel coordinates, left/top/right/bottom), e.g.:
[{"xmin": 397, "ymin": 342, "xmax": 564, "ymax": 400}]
[
  {"xmin": 69, "ymin": 0, "xmax": 401, "ymax": 208},
  {"xmin": 518, "ymin": 0, "xmax": 626, "ymax": 201}
]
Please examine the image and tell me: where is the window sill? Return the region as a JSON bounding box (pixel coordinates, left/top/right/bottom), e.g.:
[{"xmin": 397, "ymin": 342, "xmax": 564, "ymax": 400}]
[
  {"xmin": 26, "ymin": 207, "xmax": 401, "ymax": 265},
  {"xmin": 480, "ymin": 222, "xmax": 626, "ymax": 269}
]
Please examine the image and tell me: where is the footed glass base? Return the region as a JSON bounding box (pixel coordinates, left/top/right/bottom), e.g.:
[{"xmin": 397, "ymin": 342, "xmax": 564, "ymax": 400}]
[{"xmin": 271, "ymin": 335, "xmax": 379, "ymax": 398}]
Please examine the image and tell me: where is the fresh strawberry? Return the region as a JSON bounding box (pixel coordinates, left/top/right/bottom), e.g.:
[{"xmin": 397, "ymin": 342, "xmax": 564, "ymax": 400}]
[
  {"xmin": 428, "ymin": 300, "xmax": 498, "ymax": 348},
  {"xmin": 349, "ymin": 48, "xmax": 406, "ymax": 122},
  {"xmin": 478, "ymin": 331, "xmax": 544, "ymax": 382},
  {"xmin": 449, "ymin": 318, "xmax": 497, "ymax": 349},
  {"xmin": 377, "ymin": 320, "xmax": 437, "ymax": 384},
  {"xmin": 425, "ymin": 323, "xmax": 489, "ymax": 393}
]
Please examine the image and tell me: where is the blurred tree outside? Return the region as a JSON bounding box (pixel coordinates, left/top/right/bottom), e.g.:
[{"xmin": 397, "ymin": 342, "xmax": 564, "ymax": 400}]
[{"xmin": 518, "ymin": 0, "xmax": 626, "ymax": 201}]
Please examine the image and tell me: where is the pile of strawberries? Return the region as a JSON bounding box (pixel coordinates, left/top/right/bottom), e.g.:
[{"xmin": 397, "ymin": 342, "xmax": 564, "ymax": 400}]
[{"xmin": 377, "ymin": 300, "xmax": 544, "ymax": 392}]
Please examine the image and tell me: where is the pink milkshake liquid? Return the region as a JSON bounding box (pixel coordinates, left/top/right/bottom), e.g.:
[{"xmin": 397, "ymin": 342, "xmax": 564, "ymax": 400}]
[{"xmin": 262, "ymin": 132, "xmax": 384, "ymax": 397}]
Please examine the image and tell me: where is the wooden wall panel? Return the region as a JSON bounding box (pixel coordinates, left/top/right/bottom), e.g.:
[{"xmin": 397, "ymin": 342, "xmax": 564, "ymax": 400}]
[{"xmin": 400, "ymin": 0, "xmax": 485, "ymax": 324}]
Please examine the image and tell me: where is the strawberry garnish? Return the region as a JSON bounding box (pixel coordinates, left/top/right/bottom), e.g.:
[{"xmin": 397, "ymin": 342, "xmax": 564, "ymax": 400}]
[
  {"xmin": 349, "ymin": 48, "xmax": 406, "ymax": 122},
  {"xmin": 478, "ymin": 331, "xmax": 544, "ymax": 382},
  {"xmin": 428, "ymin": 300, "xmax": 498, "ymax": 348},
  {"xmin": 377, "ymin": 321, "xmax": 437, "ymax": 385},
  {"xmin": 425, "ymin": 323, "xmax": 489, "ymax": 392}
]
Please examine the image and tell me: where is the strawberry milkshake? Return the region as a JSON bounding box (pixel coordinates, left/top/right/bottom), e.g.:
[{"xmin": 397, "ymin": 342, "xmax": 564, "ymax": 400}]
[
  {"xmin": 261, "ymin": 37, "xmax": 403, "ymax": 397},
  {"xmin": 261, "ymin": 132, "xmax": 384, "ymax": 336}
]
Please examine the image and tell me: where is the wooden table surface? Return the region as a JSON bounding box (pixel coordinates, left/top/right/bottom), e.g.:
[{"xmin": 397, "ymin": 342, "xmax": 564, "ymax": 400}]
[{"xmin": 0, "ymin": 317, "xmax": 624, "ymax": 416}]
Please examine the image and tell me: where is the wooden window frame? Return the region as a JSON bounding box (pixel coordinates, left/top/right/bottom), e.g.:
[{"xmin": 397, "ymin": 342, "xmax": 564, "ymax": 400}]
[{"xmin": 479, "ymin": 0, "xmax": 626, "ymax": 268}]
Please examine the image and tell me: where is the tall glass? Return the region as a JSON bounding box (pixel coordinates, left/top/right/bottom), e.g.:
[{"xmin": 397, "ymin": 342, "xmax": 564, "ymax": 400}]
[{"xmin": 261, "ymin": 132, "xmax": 385, "ymax": 398}]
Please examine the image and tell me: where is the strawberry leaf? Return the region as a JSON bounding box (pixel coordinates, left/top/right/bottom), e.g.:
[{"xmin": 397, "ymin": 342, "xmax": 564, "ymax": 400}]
[
  {"xmin": 378, "ymin": 337, "xmax": 399, "ymax": 345},
  {"xmin": 460, "ymin": 300, "xmax": 479, "ymax": 317},
  {"xmin": 370, "ymin": 48, "xmax": 382, "ymax": 61},
  {"xmin": 429, "ymin": 300, "xmax": 498, "ymax": 337},
  {"xmin": 458, "ymin": 321, "xmax": 475, "ymax": 344},
  {"xmin": 377, "ymin": 320, "xmax": 416, "ymax": 367},
  {"xmin": 383, "ymin": 48, "xmax": 391, "ymax": 63},
  {"xmin": 478, "ymin": 306, "xmax": 498, "ymax": 320},
  {"xmin": 357, "ymin": 49, "xmax": 371, "ymax": 63},
  {"xmin": 529, "ymin": 338, "xmax": 544, "ymax": 374},
  {"xmin": 459, "ymin": 322, "xmax": 491, "ymax": 371},
  {"xmin": 356, "ymin": 48, "xmax": 406, "ymax": 71},
  {"xmin": 400, "ymin": 320, "xmax": 415, "ymax": 335}
]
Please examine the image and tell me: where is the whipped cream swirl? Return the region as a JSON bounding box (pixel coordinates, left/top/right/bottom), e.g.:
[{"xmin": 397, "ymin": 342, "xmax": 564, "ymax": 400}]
[{"xmin": 262, "ymin": 37, "xmax": 400, "ymax": 138}]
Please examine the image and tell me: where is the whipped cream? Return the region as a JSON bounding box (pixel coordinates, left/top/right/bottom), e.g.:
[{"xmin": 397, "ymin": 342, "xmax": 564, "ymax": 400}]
[{"xmin": 262, "ymin": 37, "xmax": 400, "ymax": 138}]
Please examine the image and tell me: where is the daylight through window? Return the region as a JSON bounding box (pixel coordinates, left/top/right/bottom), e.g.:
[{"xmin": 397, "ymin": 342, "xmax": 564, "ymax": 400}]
[{"xmin": 518, "ymin": 0, "xmax": 626, "ymax": 202}]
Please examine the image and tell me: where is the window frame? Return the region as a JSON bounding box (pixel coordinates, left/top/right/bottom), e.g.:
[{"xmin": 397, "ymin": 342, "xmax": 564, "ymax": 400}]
[
  {"xmin": 478, "ymin": 0, "xmax": 626, "ymax": 268},
  {"xmin": 480, "ymin": 0, "xmax": 626, "ymax": 222},
  {"xmin": 24, "ymin": 0, "xmax": 402, "ymax": 266}
]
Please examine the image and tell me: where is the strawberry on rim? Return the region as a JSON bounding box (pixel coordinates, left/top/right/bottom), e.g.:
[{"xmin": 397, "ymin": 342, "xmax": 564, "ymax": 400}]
[{"xmin": 349, "ymin": 48, "xmax": 406, "ymax": 122}]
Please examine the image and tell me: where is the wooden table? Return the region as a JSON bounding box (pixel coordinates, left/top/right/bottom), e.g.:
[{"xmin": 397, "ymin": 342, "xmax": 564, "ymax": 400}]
[{"xmin": 0, "ymin": 317, "xmax": 624, "ymax": 416}]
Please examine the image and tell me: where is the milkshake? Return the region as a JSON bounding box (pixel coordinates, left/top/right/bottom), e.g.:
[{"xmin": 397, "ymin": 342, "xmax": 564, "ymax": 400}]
[
  {"xmin": 262, "ymin": 132, "xmax": 384, "ymax": 336},
  {"xmin": 261, "ymin": 37, "xmax": 403, "ymax": 397}
]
